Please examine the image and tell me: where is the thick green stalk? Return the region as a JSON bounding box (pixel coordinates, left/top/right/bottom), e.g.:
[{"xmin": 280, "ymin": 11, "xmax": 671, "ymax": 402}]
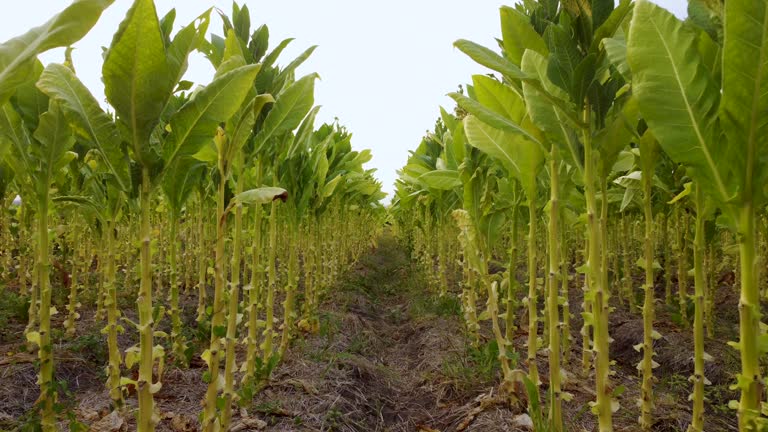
[
  {"xmin": 561, "ymin": 230, "xmax": 571, "ymax": 361},
  {"xmin": 18, "ymin": 216, "xmax": 28, "ymax": 297},
  {"xmin": 168, "ymin": 216, "xmax": 186, "ymax": 365},
  {"xmin": 736, "ymin": 203, "xmax": 761, "ymax": 430},
  {"xmin": 526, "ymin": 195, "xmax": 539, "ymax": 385},
  {"xmin": 137, "ymin": 167, "xmax": 156, "ymax": 432},
  {"xmin": 64, "ymin": 228, "xmax": 80, "ymax": 336},
  {"xmin": 261, "ymin": 199, "xmax": 278, "ymax": 364},
  {"xmin": 584, "ymin": 112, "xmax": 613, "ymax": 431},
  {"xmin": 621, "ymin": 215, "xmax": 635, "ymax": 312},
  {"xmin": 104, "ymin": 221, "xmax": 123, "ymax": 408},
  {"xmin": 26, "ymin": 210, "xmax": 39, "ymax": 335},
  {"xmin": 35, "ymin": 195, "xmax": 55, "ymax": 431},
  {"xmin": 705, "ymin": 242, "xmax": 715, "ymax": 338},
  {"xmin": 221, "ymin": 161, "xmax": 244, "ymax": 430},
  {"xmin": 690, "ymin": 184, "xmax": 706, "ymax": 431},
  {"xmin": 639, "ymin": 158, "xmax": 656, "ymax": 430},
  {"xmin": 279, "ymin": 222, "xmax": 299, "ymax": 359},
  {"xmin": 95, "ymin": 236, "xmax": 106, "ymax": 322},
  {"xmin": 547, "ymin": 148, "xmax": 563, "ymax": 431},
  {"xmin": 581, "ymin": 237, "xmax": 592, "ymax": 376},
  {"xmin": 600, "ymin": 177, "xmax": 613, "ymax": 310},
  {"xmin": 196, "ymin": 194, "xmax": 207, "ymax": 323},
  {"xmin": 203, "ymin": 169, "xmax": 226, "ymax": 431},
  {"xmin": 676, "ymin": 206, "xmax": 689, "ymax": 323},
  {"xmin": 506, "ymin": 204, "xmax": 519, "ymax": 343},
  {"xmin": 661, "ymin": 211, "xmax": 672, "ymax": 305},
  {"xmin": 438, "ymin": 217, "xmax": 448, "ymax": 297},
  {"xmin": 245, "ymin": 163, "xmax": 264, "ymax": 382}
]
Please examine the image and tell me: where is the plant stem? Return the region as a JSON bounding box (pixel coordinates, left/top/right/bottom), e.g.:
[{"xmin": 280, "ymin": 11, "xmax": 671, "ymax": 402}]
[
  {"xmin": 527, "ymin": 192, "xmax": 539, "ymax": 385},
  {"xmin": 137, "ymin": 167, "xmax": 155, "ymax": 432},
  {"xmin": 737, "ymin": 202, "xmax": 761, "ymax": 430},
  {"xmin": 547, "ymin": 146, "xmax": 563, "ymax": 431},
  {"xmin": 104, "ymin": 220, "xmax": 123, "ymax": 409},
  {"xmin": 583, "ymin": 107, "xmax": 613, "ymax": 432},
  {"xmin": 36, "ymin": 193, "xmax": 55, "ymax": 431},
  {"xmin": 691, "ymin": 183, "xmax": 706, "ymax": 431}
]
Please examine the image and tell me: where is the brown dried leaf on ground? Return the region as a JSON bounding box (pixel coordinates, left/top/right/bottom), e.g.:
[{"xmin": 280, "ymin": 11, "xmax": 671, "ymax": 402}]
[{"xmin": 89, "ymin": 411, "xmax": 124, "ymax": 432}]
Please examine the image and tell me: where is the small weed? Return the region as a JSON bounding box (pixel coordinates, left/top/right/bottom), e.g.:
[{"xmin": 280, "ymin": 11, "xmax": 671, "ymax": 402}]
[
  {"xmin": 442, "ymin": 340, "xmax": 503, "ymax": 391},
  {"xmin": 409, "ymin": 294, "xmax": 461, "ymax": 318},
  {"xmin": 0, "ymin": 288, "xmax": 29, "ymax": 340},
  {"xmin": 347, "ymin": 333, "xmax": 371, "ymax": 355},
  {"xmin": 68, "ymin": 332, "xmax": 108, "ymax": 365}
]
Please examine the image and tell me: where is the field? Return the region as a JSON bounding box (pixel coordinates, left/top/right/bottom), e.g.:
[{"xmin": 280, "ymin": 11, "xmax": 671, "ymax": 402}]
[{"xmin": 0, "ymin": 0, "xmax": 767, "ymax": 431}]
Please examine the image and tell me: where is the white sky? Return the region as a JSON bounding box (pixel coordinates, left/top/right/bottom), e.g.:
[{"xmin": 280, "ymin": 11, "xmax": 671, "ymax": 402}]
[{"xmin": 1, "ymin": 0, "xmax": 687, "ymax": 199}]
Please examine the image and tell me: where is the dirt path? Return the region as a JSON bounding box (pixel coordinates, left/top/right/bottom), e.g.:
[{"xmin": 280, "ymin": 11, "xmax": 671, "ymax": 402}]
[{"xmin": 250, "ymin": 234, "xmax": 511, "ymax": 432}]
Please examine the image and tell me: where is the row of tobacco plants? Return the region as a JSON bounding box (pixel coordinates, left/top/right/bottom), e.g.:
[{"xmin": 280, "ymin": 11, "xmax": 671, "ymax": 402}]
[
  {"xmin": 0, "ymin": 0, "xmax": 385, "ymax": 430},
  {"xmin": 392, "ymin": 0, "xmax": 768, "ymax": 431}
]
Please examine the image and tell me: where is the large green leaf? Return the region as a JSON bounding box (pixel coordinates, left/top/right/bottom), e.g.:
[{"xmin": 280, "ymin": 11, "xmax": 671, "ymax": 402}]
[
  {"xmin": 274, "ymin": 46, "xmax": 318, "ymax": 91},
  {"xmin": 32, "ymin": 102, "xmax": 76, "ymax": 187},
  {"xmin": 224, "ymin": 187, "xmax": 288, "ymax": 219},
  {"xmin": 603, "ymin": 36, "xmax": 630, "ymax": 81},
  {"xmin": 167, "ymin": 10, "xmax": 212, "ymax": 92},
  {"xmin": 320, "ymin": 175, "xmax": 344, "ymax": 198},
  {"xmin": 472, "ymin": 75, "xmax": 527, "ymax": 123},
  {"xmin": 627, "ymin": 0, "xmax": 730, "ymax": 203},
  {"xmin": 544, "ymin": 23, "xmax": 582, "ymax": 95},
  {"xmin": 454, "ymin": 39, "xmax": 528, "ymax": 80},
  {"xmin": 500, "ymin": 6, "xmax": 548, "ymax": 66},
  {"xmin": 162, "ymin": 64, "xmax": 261, "ymax": 175},
  {"xmin": 589, "ymin": 0, "xmax": 633, "ymax": 54},
  {"xmin": 418, "ymin": 170, "xmax": 461, "ymax": 191},
  {"xmin": 463, "ymin": 115, "xmax": 543, "ymax": 198},
  {"xmin": 521, "ymin": 50, "xmax": 583, "ymax": 173},
  {"xmin": 252, "ymin": 73, "xmax": 318, "ymax": 153},
  {"xmin": 0, "ymin": 0, "xmax": 113, "ymax": 104},
  {"xmin": 0, "ymin": 103, "xmax": 32, "ymax": 169},
  {"xmin": 103, "ymin": 0, "xmax": 172, "ymax": 164},
  {"xmin": 594, "ymin": 97, "xmax": 638, "ymax": 178},
  {"xmin": 37, "ymin": 63, "xmax": 130, "ymax": 191},
  {"xmin": 449, "ymin": 92, "xmax": 542, "ymax": 146},
  {"xmin": 721, "ymin": 0, "xmax": 768, "ymax": 203},
  {"xmin": 161, "ymin": 157, "xmax": 205, "ymax": 214}
]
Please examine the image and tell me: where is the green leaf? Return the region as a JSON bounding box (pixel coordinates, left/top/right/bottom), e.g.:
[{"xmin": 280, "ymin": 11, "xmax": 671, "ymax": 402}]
[
  {"xmin": 33, "ymin": 102, "xmax": 75, "ymax": 186},
  {"xmin": 274, "ymin": 46, "xmax": 318, "ymax": 91},
  {"xmin": 463, "ymin": 115, "xmax": 543, "ymax": 199},
  {"xmin": 603, "ymin": 36, "xmax": 630, "ymax": 81},
  {"xmin": 500, "ymin": 6, "xmax": 548, "ymax": 66},
  {"xmin": 161, "ymin": 158, "xmax": 205, "ymax": 214},
  {"xmin": 454, "ymin": 39, "xmax": 528, "ymax": 80},
  {"xmin": 721, "ymin": 0, "xmax": 768, "ymax": 204},
  {"xmin": 162, "ymin": 64, "xmax": 261, "ymax": 175},
  {"xmin": 321, "ymin": 175, "xmax": 344, "ymax": 198},
  {"xmin": 103, "ymin": 0, "xmax": 172, "ymax": 165},
  {"xmin": 418, "ymin": 170, "xmax": 461, "ymax": 191},
  {"xmin": 37, "ymin": 63, "xmax": 130, "ymax": 191},
  {"xmin": 0, "ymin": 0, "xmax": 114, "ymax": 104},
  {"xmin": 590, "ymin": 0, "xmax": 634, "ymax": 55},
  {"xmin": 544, "ymin": 23, "xmax": 582, "ymax": 95},
  {"xmin": 0, "ymin": 103, "xmax": 33, "ymax": 170},
  {"xmin": 472, "ymin": 75, "xmax": 527, "ymax": 123},
  {"xmin": 668, "ymin": 182, "xmax": 693, "ymax": 204},
  {"xmin": 521, "ymin": 50, "xmax": 583, "ymax": 173},
  {"xmin": 167, "ymin": 10, "xmax": 212, "ymax": 90},
  {"xmin": 232, "ymin": 187, "xmax": 288, "ymax": 206},
  {"xmin": 252, "ymin": 73, "xmax": 318, "ymax": 154},
  {"xmin": 627, "ymin": 0, "xmax": 730, "ymax": 204},
  {"xmin": 448, "ymin": 92, "xmax": 542, "ymax": 147}
]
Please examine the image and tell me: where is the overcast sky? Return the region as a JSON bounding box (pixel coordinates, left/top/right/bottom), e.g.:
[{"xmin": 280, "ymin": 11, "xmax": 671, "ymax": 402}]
[{"xmin": 0, "ymin": 0, "xmax": 687, "ymax": 199}]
